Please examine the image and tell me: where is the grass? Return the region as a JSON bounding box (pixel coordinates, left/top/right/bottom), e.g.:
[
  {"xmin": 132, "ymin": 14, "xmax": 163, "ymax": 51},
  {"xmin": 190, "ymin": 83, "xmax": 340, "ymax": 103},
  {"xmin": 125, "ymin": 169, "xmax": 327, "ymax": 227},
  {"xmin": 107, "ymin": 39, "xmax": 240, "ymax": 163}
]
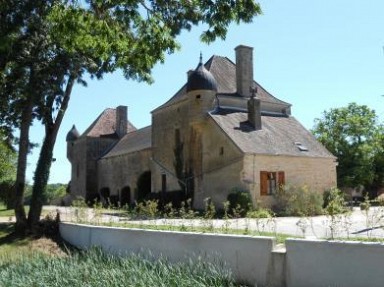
[
  {"xmin": 0, "ymin": 222, "xmax": 66, "ymax": 264},
  {"xmin": 0, "ymin": 222, "xmax": 244, "ymax": 287},
  {"xmin": 0, "ymin": 203, "xmax": 52, "ymax": 218},
  {"xmin": 0, "ymin": 248, "xmax": 243, "ymax": 287},
  {"xmin": 79, "ymin": 220, "xmax": 294, "ymax": 244}
]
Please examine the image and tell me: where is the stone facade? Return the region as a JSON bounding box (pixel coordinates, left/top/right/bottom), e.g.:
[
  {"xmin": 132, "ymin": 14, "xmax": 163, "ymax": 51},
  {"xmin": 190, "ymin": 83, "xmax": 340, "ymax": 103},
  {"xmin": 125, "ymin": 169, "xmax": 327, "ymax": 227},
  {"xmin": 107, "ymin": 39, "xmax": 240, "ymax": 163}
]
[{"xmin": 66, "ymin": 45, "xmax": 337, "ymax": 207}]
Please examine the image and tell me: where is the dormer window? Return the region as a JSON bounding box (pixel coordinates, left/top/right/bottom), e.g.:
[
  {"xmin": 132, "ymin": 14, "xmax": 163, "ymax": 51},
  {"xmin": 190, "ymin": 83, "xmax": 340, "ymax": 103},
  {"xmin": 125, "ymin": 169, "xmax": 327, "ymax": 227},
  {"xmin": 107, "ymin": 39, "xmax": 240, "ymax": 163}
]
[{"xmin": 295, "ymin": 142, "xmax": 309, "ymax": 152}]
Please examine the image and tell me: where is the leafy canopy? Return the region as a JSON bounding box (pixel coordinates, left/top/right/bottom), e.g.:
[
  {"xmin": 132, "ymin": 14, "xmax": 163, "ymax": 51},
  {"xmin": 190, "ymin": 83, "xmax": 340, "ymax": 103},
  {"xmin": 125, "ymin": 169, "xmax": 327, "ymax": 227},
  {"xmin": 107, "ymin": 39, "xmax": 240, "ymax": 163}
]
[{"xmin": 312, "ymin": 103, "xmax": 383, "ymax": 189}]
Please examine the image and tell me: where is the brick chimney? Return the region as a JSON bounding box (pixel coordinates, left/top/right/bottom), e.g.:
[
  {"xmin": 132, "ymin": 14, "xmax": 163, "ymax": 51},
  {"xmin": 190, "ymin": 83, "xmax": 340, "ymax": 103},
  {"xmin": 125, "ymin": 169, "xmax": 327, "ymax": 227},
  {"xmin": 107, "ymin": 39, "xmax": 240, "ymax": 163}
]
[
  {"xmin": 235, "ymin": 45, "xmax": 253, "ymax": 97},
  {"xmin": 116, "ymin": 105, "xmax": 127, "ymax": 138},
  {"xmin": 248, "ymin": 87, "xmax": 262, "ymax": 130}
]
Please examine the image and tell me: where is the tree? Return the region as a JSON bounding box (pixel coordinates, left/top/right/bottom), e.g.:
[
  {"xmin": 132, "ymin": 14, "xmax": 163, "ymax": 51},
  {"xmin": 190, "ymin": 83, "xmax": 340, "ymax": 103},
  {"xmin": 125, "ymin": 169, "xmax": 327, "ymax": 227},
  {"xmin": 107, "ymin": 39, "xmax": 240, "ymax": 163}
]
[
  {"xmin": 0, "ymin": 0, "xmax": 262, "ymax": 231},
  {"xmin": 0, "ymin": 133, "xmax": 17, "ymax": 209},
  {"xmin": 312, "ymin": 103, "xmax": 382, "ymax": 192}
]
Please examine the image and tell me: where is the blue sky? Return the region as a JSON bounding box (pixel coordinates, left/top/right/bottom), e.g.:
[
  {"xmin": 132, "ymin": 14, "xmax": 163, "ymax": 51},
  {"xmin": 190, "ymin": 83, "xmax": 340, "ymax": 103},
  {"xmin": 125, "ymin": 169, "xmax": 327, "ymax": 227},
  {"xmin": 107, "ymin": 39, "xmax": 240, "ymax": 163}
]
[{"xmin": 26, "ymin": 0, "xmax": 384, "ymax": 184}]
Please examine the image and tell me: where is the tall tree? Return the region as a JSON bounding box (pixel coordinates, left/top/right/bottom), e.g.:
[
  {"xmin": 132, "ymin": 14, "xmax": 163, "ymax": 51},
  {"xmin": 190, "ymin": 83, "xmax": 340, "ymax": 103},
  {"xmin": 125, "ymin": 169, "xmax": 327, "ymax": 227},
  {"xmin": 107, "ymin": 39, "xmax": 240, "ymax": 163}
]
[
  {"xmin": 0, "ymin": 0, "xmax": 262, "ymax": 231},
  {"xmin": 312, "ymin": 103, "xmax": 382, "ymax": 191}
]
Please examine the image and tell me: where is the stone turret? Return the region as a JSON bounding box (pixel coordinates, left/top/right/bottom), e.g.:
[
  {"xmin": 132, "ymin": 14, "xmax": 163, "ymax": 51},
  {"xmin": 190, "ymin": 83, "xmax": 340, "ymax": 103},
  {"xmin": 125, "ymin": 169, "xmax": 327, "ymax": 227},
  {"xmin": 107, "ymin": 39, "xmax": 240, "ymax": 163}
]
[
  {"xmin": 186, "ymin": 54, "xmax": 218, "ymax": 125},
  {"xmin": 66, "ymin": 125, "xmax": 80, "ymax": 161}
]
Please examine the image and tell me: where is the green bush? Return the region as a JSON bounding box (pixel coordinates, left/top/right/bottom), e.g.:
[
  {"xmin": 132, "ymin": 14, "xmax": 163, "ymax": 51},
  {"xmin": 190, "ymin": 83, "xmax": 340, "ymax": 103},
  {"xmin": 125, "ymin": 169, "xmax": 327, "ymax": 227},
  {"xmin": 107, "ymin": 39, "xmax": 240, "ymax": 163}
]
[
  {"xmin": 272, "ymin": 185, "xmax": 324, "ymax": 216},
  {"xmin": 247, "ymin": 208, "xmax": 274, "ymax": 219},
  {"xmin": 323, "ymin": 187, "xmax": 347, "ymax": 215},
  {"xmin": 0, "ymin": 181, "xmax": 14, "ymax": 209},
  {"xmin": 323, "ymin": 188, "xmax": 349, "ymax": 208},
  {"xmin": 227, "ymin": 189, "xmax": 252, "ymax": 217}
]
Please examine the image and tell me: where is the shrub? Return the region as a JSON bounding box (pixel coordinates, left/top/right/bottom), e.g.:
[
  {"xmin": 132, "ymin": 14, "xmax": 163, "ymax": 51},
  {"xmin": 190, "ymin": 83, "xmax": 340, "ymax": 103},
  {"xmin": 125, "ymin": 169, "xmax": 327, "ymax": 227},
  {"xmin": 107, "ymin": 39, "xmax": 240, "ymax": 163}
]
[
  {"xmin": 247, "ymin": 208, "xmax": 274, "ymax": 219},
  {"xmin": 323, "ymin": 188, "xmax": 350, "ymax": 208},
  {"xmin": 227, "ymin": 189, "xmax": 252, "ymax": 217},
  {"xmin": 272, "ymin": 185, "xmax": 323, "ymax": 216},
  {"xmin": 324, "ymin": 187, "xmax": 347, "ymax": 215},
  {"xmin": 0, "ymin": 181, "xmax": 14, "ymax": 209}
]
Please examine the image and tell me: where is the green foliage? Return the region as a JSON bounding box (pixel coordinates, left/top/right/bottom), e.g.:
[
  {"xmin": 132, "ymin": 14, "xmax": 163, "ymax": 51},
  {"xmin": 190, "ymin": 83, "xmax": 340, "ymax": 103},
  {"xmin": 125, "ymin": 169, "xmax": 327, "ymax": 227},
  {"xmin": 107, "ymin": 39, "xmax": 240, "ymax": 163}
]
[
  {"xmin": 247, "ymin": 208, "xmax": 274, "ymax": 219},
  {"xmin": 71, "ymin": 196, "xmax": 87, "ymax": 208},
  {"xmin": 0, "ymin": 248, "xmax": 238, "ymax": 287},
  {"xmin": 1, "ymin": 0, "xmax": 262, "ymax": 229},
  {"xmin": 312, "ymin": 103, "xmax": 383, "ymax": 190},
  {"xmin": 0, "ymin": 181, "xmax": 14, "ymax": 209},
  {"xmin": 227, "ymin": 189, "xmax": 252, "ymax": 217},
  {"xmin": 45, "ymin": 183, "xmax": 67, "ymax": 205},
  {"xmin": 134, "ymin": 200, "xmax": 159, "ymax": 219},
  {"xmin": 273, "ymin": 185, "xmax": 324, "ymax": 216},
  {"xmin": 324, "ymin": 187, "xmax": 347, "ymax": 216},
  {"xmin": 0, "ymin": 137, "xmax": 16, "ymax": 183}
]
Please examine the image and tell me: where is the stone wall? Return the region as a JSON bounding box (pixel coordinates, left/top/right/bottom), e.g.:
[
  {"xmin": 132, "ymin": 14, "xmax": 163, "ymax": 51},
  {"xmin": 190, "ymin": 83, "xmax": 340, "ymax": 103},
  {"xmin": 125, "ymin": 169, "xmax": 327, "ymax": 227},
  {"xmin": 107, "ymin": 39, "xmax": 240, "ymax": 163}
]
[
  {"xmin": 243, "ymin": 154, "xmax": 337, "ymax": 206},
  {"xmin": 97, "ymin": 148, "xmax": 151, "ymax": 203}
]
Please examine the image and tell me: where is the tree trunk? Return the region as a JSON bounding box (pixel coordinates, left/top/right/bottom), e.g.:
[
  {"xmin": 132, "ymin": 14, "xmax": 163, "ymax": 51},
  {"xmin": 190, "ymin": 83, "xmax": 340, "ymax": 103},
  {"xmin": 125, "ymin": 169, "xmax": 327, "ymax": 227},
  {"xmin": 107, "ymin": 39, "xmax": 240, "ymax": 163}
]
[
  {"xmin": 27, "ymin": 75, "xmax": 75, "ymax": 228},
  {"xmin": 14, "ymin": 96, "xmax": 34, "ymax": 234},
  {"xmin": 28, "ymin": 134, "xmax": 55, "ymax": 227}
]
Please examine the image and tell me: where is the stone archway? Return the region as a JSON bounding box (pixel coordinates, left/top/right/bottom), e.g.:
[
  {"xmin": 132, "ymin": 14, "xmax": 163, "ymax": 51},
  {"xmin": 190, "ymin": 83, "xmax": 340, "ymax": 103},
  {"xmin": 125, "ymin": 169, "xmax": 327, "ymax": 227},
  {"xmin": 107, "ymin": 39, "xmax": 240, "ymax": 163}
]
[
  {"xmin": 99, "ymin": 187, "xmax": 110, "ymax": 206},
  {"xmin": 137, "ymin": 171, "xmax": 151, "ymax": 201},
  {"xmin": 120, "ymin": 186, "xmax": 131, "ymax": 207}
]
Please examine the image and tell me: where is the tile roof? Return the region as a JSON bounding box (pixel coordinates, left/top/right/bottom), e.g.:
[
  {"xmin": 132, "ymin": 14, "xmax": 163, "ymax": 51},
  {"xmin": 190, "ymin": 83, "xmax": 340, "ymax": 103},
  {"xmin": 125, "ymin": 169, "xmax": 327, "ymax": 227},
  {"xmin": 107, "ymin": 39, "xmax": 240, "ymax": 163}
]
[
  {"xmin": 152, "ymin": 55, "xmax": 291, "ymax": 112},
  {"xmin": 102, "ymin": 126, "xmax": 151, "ymax": 158},
  {"xmin": 81, "ymin": 108, "xmax": 136, "ymax": 138},
  {"xmin": 209, "ymin": 109, "xmax": 335, "ymax": 158}
]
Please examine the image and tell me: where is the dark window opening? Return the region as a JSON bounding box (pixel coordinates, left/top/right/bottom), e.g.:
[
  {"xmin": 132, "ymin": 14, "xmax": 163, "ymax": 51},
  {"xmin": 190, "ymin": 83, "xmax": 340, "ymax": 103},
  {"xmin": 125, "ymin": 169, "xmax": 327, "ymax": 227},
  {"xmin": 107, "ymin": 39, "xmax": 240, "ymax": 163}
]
[
  {"xmin": 137, "ymin": 171, "xmax": 151, "ymax": 202},
  {"xmin": 195, "ymin": 95, "xmax": 201, "ymax": 99},
  {"xmin": 120, "ymin": 186, "xmax": 131, "ymax": 207},
  {"xmin": 220, "ymin": 147, "xmax": 224, "ymax": 155}
]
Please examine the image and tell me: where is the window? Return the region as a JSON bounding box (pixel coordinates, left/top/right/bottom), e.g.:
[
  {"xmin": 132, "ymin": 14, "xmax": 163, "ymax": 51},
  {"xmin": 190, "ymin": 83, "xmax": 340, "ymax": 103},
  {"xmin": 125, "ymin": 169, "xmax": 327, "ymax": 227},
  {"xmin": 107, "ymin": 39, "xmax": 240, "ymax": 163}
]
[
  {"xmin": 161, "ymin": 174, "xmax": 167, "ymax": 194},
  {"xmin": 195, "ymin": 95, "xmax": 201, "ymax": 99},
  {"xmin": 260, "ymin": 171, "xmax": 285, "ymax": 196},
  {"xmin": 219, "ymin": 146, "xmax": 224, "ymax": 155}
]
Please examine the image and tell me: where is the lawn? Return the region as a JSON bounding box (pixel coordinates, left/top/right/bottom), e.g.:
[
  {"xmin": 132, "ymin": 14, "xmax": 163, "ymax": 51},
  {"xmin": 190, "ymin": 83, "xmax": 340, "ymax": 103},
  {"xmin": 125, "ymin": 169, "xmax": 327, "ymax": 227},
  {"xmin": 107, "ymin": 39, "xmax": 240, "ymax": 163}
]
[{"xmin": 0, "ymin": 223, "xmax": 243, "ymax": 287}]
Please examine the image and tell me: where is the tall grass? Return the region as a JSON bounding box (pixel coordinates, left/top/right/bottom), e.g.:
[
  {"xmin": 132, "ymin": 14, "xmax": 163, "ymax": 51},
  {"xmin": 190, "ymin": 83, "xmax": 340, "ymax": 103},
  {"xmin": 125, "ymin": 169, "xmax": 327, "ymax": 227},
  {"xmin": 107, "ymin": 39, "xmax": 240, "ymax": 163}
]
[{"xmin": 0, "ymin": 248, "xmax": 241, "ymax": 287}]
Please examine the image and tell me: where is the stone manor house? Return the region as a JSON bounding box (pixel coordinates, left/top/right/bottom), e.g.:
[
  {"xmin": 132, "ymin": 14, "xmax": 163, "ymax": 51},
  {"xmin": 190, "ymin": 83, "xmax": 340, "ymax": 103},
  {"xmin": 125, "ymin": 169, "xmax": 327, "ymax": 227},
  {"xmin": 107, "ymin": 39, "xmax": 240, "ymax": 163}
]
[{"xmin": 66, "ymin": 45, "xmax": 337, "ymax": 208}]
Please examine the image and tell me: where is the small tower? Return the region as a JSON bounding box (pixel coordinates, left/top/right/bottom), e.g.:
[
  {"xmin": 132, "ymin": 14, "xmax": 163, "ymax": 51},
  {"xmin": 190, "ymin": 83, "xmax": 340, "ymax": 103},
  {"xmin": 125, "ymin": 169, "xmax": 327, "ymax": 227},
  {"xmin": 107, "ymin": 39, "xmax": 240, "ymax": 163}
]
[
  {"xmin": 186, "ymin": 54, "xmax": 218, "ymax": 126},
  {"xmin": 66, "ymin": 125, "xmax": 80, "ymax": 162}
]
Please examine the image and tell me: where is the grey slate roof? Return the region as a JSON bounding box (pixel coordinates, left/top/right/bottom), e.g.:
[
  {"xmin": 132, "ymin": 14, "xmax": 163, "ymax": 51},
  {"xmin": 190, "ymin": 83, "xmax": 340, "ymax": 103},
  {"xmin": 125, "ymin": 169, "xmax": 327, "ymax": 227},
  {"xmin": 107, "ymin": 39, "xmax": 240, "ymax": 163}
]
[
  {"xmin": 187, "ymin": 61, "xmax": 218, "ymax": 92},
  {"xmin": 209, "ymin": 109, "xmax": 335, "ymax": 158},
  {"xmin": 81, "ymin": 108, "xmax": 136, "ymax": 138},
  {"xmin": 152, "ymin": 55, "xmax": 291, "ymax": 113},
  {"xmin": 66, "ymin": 125, "xmax": 80, "ymax": 141},
  {"xmin": 102, "ymin": 126, "xmax": 151, "ymax": 158}
]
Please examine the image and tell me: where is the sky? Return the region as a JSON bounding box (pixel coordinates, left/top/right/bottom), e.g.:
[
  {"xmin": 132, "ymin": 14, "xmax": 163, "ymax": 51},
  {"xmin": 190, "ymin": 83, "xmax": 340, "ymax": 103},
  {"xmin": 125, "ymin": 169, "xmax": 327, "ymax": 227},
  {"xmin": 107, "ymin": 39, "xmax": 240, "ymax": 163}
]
[{"xmin": 26, "ymin": 0, "xmax": 384, "ymax": 184}]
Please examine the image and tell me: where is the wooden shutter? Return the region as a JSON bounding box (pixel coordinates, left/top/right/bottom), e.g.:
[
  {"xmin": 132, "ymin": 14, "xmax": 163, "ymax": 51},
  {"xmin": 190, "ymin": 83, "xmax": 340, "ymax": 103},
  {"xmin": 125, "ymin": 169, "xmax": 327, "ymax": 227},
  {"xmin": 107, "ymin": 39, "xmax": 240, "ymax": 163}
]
[
  {"xmin": 278, "ymin": 171, "xmax": 285, "ymax": 187},
  {"xmin": 260, "ymin": 171, "xmax": 268, "ymax": 196}
]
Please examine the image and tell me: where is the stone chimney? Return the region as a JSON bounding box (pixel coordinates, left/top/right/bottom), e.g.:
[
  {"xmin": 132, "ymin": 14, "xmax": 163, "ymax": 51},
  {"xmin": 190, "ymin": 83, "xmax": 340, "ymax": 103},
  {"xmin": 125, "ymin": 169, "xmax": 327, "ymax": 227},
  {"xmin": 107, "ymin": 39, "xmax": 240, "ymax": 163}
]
[
  {"xmin": 248, "ymin": 88, "xmax": 262, "ymax": 130},
  {"xmin": 235, "ymin": 45, "xmax": 254, "ymax": 97},
  {"xmin": 116, "ymin": 105, "xmax": 127, "ymax": 138}
]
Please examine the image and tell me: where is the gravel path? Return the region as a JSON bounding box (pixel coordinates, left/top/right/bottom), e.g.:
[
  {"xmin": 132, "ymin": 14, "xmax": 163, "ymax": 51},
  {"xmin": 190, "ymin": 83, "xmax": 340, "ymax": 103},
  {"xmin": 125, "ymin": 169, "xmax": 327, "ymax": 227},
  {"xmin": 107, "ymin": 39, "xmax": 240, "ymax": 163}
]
[{"xmin": 2, "ymin": 206, "xmax": 384, "ymax": 240}]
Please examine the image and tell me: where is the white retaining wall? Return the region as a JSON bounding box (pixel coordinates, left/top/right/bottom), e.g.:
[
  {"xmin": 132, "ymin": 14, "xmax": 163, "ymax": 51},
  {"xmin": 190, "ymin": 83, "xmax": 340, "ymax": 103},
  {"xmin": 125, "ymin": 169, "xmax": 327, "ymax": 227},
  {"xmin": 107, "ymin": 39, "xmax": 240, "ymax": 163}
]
[
  {"xmin": 286, "ymin": 238, "xmax": 384, "ymax": 287},
  {"xmin": 60, "ymin": 223, "xmax": 384, "ymax": 287},
  {"xmin": 59, "ymin": 223, "xmax": 283, "ymax": 287}
]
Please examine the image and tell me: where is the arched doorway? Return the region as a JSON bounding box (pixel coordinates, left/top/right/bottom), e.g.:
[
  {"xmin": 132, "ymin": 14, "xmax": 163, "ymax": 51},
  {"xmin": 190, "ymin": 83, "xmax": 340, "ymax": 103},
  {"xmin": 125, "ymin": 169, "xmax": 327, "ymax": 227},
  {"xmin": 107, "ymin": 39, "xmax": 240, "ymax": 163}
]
[
  {"xmin": 120, "ymin": 186, "xmax": 131, "ymax": 207},
  {"xmin": 137, "ymin": 171, "xmax": 151, "ymax": 201},
  {"xmin": 99, "ymin": 187, "xmax": 110, "ymax": 206}
]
